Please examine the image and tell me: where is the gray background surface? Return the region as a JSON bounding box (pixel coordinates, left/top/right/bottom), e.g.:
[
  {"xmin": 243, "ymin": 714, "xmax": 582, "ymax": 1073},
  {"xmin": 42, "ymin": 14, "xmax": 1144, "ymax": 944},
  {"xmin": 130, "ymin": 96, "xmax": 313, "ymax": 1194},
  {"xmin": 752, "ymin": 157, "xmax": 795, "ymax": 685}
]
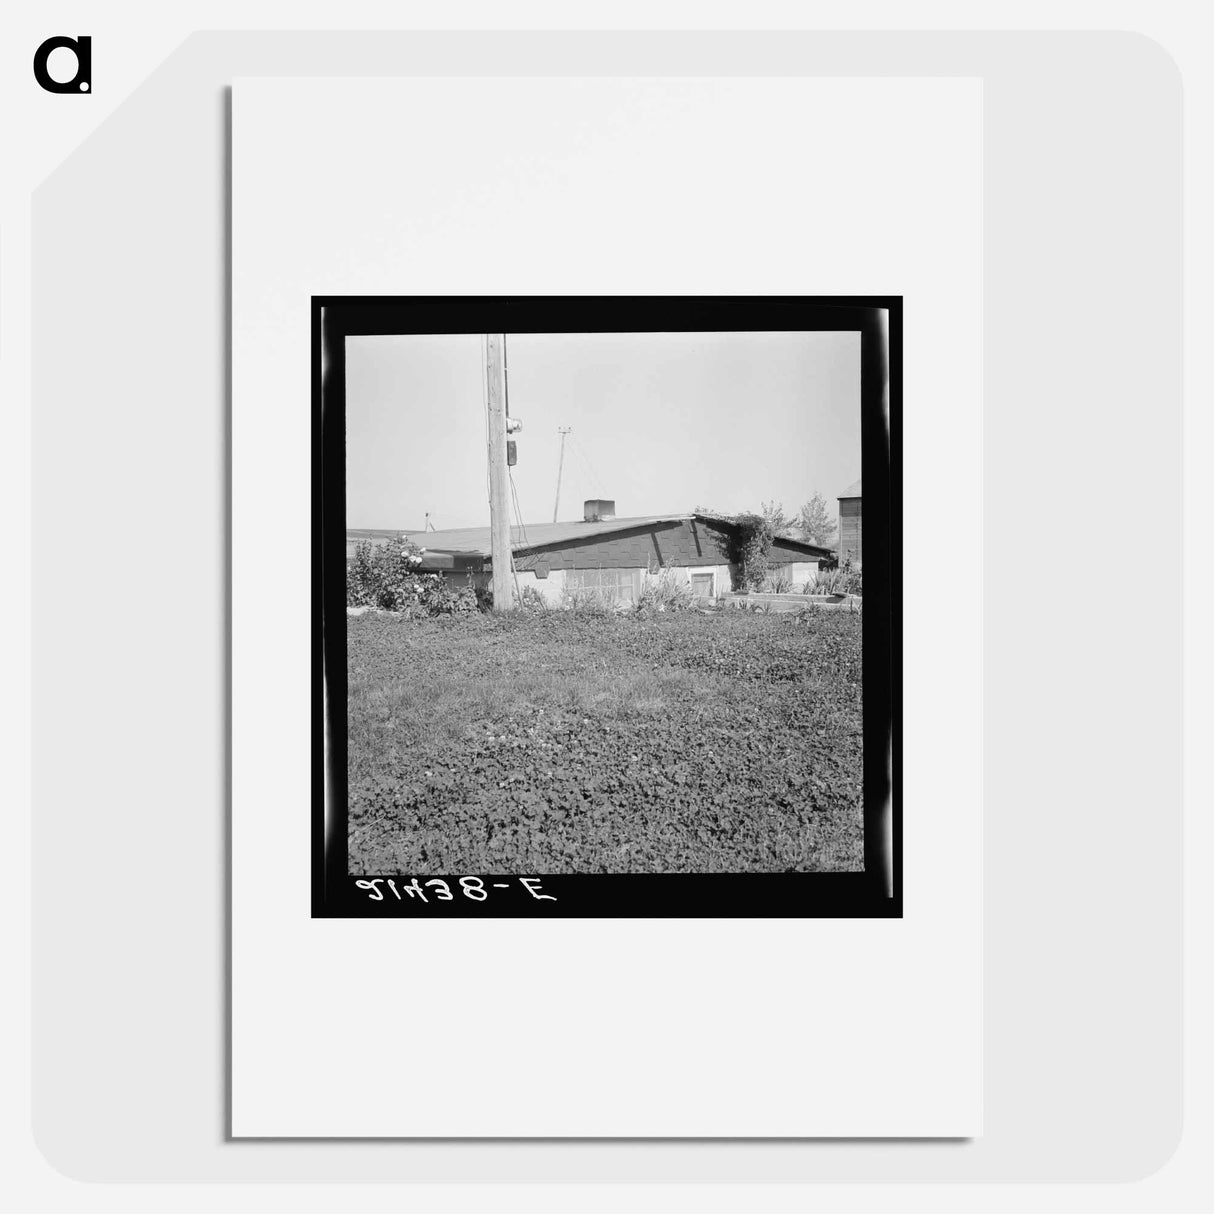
[{"xmin": 31, "ymin": 30, "xmax": 1181, "ymax": 1181}]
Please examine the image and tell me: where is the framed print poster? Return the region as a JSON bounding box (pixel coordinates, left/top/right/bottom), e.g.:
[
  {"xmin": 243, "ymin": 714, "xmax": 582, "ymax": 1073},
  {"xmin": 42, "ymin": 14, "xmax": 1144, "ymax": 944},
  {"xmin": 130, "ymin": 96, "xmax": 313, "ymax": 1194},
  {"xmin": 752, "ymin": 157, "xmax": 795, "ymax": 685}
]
[
  {"xmin": 233, "ymin": 76, "xmax": 981, "ymax": 1138},
  {"xmin": 319, "ymin": 296, "xmax": 897, "ymax": 920}
]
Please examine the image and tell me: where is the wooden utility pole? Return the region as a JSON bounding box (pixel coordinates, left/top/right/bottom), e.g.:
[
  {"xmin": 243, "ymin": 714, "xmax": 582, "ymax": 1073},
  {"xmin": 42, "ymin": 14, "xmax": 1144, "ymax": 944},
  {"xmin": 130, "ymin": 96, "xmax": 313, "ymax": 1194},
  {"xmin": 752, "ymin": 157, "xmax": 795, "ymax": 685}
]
[
  {"xmin": 553, "ymin": 426, "xmax": 571, "ymax": 522},
  {"xmin": 485, "ymin": 334, "xmax": 515, "ymax": 610}
]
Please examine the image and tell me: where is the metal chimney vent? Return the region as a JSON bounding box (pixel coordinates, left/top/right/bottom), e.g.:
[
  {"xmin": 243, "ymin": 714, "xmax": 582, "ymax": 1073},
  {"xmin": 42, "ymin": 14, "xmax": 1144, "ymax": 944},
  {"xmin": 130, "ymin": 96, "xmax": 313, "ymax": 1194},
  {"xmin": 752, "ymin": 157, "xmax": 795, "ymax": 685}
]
[{"xmin": 583, "ymin": 499, "xmax": 616, "ymax": 522}]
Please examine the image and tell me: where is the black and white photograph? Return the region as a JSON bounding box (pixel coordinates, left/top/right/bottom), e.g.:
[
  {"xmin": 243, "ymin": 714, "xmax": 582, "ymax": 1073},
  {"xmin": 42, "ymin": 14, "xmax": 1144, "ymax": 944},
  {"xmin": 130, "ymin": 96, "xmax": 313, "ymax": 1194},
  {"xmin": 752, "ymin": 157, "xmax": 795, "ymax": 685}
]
[{"xmin": 316, "ymin": 297, "xmax": 898, "ymax": 917}]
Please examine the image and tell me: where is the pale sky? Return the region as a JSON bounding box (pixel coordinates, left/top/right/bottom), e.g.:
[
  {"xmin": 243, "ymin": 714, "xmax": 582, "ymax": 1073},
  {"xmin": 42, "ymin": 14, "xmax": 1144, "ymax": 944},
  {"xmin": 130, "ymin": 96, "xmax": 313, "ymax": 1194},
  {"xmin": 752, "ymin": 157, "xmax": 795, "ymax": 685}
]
[{"xmin": 345, "ymin": 331, "xmax": 861, "ymax": 531}]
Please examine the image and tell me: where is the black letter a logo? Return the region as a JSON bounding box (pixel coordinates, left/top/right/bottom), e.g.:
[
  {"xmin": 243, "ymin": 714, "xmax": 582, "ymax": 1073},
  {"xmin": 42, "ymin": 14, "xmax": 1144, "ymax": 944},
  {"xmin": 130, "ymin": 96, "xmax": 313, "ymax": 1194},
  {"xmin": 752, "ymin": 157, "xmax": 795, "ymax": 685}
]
[{"xmin": 33, "ymin": 36, "xmax": 91, "ymax": 94}]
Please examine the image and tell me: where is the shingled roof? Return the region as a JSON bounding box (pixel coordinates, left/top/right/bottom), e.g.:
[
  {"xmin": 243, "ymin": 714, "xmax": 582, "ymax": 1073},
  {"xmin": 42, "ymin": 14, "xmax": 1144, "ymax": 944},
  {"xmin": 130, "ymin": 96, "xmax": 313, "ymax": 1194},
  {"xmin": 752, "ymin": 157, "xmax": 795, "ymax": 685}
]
[
  {"xmin": 838, "ymin": 478, "xmax": 862, "ymax": 499},
  {"xmin": 392, "ymin": 510, "xmax": 832, "ymax": 560},
  {"xmin": 404, "ymin": 513, "xmax": 695, "ymax": 556}
]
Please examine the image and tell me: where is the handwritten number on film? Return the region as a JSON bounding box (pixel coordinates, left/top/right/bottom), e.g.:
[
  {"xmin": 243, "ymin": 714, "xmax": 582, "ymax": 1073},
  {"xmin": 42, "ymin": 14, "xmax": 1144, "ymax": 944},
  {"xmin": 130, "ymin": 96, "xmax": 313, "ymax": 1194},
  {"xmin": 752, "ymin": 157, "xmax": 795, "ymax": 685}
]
[{"xmin": 355, "ymin": 876, "xmax": 556, "ymax": 903}]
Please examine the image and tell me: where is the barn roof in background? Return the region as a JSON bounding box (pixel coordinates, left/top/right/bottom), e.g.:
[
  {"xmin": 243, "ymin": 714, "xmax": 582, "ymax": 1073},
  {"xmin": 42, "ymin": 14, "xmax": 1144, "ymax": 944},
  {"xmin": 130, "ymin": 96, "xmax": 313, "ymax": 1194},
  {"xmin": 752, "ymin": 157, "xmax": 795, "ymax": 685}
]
[{"xmin": 838, "ymin": 477, "xmax": 862, "ymax": 499}]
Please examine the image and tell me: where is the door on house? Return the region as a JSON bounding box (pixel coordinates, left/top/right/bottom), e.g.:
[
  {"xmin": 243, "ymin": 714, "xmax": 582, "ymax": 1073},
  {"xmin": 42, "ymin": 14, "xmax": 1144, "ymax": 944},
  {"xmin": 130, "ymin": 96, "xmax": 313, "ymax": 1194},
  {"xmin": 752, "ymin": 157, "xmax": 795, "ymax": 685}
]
[{"xmin": 690, "ymin": 573, "xmax": 714, "ymax": 599}]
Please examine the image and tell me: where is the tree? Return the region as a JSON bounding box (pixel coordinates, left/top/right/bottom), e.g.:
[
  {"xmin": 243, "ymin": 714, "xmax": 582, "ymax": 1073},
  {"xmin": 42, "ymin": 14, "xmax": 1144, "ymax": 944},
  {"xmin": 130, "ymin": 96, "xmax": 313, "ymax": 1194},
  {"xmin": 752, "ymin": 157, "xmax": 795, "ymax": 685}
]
[
  {"xmin": 760, "ymin": 499, "xmax": 790, "ymax": 532},
  {"xmin": 797, "ymin": 492, "xmax": 838, "ymax": 548}
]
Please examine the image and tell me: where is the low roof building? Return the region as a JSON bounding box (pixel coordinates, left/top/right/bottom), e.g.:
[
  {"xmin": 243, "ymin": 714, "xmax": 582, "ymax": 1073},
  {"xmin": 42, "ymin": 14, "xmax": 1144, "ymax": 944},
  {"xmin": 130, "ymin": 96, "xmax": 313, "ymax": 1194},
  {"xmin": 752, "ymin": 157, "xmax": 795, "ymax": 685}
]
[{"xmin": 349, "ymin": 502, "xmax": 834, "ymax": 603}]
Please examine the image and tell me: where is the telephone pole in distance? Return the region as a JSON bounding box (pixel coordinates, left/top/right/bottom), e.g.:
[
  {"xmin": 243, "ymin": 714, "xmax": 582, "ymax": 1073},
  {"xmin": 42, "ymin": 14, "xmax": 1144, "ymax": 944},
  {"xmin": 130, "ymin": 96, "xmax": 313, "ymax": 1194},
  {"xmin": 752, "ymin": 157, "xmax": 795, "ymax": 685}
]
[{"xmin": 553, "ymin": 426, "xmax": 571, "ymax": 523}]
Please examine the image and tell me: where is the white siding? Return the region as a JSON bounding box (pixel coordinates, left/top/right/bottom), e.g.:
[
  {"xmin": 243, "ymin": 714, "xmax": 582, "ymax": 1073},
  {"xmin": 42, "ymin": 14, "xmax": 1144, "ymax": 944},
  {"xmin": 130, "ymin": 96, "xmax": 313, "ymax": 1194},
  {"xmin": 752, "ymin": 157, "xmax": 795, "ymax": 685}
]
[
  {"xmin": 682, "ymin": 564, "xmax": 730, "ymax": 598},
  {"xmin": 512, "ymin": 568, "xmax": 567, "ymax": 606}
]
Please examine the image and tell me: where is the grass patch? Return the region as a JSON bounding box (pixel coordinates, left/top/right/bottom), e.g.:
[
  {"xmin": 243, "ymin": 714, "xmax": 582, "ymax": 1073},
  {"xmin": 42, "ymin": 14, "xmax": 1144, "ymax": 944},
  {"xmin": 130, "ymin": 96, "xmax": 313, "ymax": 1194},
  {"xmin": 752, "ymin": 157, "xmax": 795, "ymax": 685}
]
[{"xmin": 347, "ymin": 610, "xmax": 863, "ymax": 874}]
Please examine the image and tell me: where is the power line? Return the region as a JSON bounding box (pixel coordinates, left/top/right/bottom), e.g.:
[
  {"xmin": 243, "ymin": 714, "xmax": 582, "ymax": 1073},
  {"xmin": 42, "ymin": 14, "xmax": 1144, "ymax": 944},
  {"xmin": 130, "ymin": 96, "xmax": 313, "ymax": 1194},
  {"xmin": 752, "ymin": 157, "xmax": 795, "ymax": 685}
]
[
  {"xmin": 506, "ymin": 470, "xmax": 527, "ymax": 606},
  {"xmin": 574, "ymin": 430, "xmax": 652, "ymax": 505},
  {"xmin": 568, "ymin": 433, "xmax": 606, "ymax": 499},
  {"xmin": 508, "ymin": 469, "xmax": 529, "ymax": 548},
  {"xmin": 479, "ymin": 333, "xmax": 492, "ymax": 513}
]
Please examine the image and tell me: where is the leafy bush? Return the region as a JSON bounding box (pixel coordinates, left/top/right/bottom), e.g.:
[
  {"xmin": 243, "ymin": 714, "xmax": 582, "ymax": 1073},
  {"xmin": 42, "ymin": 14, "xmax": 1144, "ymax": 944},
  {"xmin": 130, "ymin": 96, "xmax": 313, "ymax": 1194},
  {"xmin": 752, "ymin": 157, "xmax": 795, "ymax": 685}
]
[
  {"xmin": 840, "ymin": 557, "xmax": 863, "ymax": 596},
  {"xmin": 348, "ymin": 535, "xmax": 480, "ymax": 616},
  {"xmin": 432, "ymin": 582, "xmax": 480, "ymax": 616},
  {"xmin": 559, "ymin": 585, "xmax": 618, "ymax": 616},
  {"xmin": 761, "ymin": 569, "xmax": 795, "ymax": 594},
  {"xmin": 636, "ymin": 565, "xmax": 698, "ymax": 614},
  {"xmin": 515, "ymin": 584, "xmax": 550, "ymax": 612},
  {"xmin": 805, "ymin": 554, "xmax": 862, "ymax": 596},
  {"xmin": 724, "ymin": 512, "xmax": 775, "ymax": 591},
  {"xmin": 805, "ymin": 567, "xmax": 844, "ymax": 595},
  {"xmin": 400, "ymin": 576, "xmax": 479, "ymax": 618},
  {"xmin": 348, "ymin": 535, "xmax": 431, "ymax": 609}
]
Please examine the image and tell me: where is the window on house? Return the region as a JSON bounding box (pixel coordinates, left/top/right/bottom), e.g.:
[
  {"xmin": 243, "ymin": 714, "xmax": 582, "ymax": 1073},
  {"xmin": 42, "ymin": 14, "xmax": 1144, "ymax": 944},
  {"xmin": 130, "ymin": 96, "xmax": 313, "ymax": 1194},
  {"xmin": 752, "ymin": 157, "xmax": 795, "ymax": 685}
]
[
  {"xmin": 690, "ymin": 573, "xmax": 714, "ymax": 598},
  {"xmin": 565, "ymin": 568, "xmax": 640, "ymax": 604}
]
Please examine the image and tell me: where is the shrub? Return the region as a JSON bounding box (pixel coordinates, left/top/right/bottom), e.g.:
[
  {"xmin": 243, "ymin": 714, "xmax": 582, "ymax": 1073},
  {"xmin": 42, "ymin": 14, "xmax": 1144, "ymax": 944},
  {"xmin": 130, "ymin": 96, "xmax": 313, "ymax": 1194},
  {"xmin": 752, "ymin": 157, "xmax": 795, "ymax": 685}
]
[
  {"xmin": 348, "ymin": 535, "xmax": 481, "ymax": 616},
  {"xmin": 440, "ymin": 583, "xmax": 480, "ymax": 615},
  {"xmin": 805, "ymin": 554, "xmax": 862, "ymax": 596},
  {"xmin": 348, "ymin": 534, "xmax": 434, "ymax": 610},
  {"xmin": 840, "ymin": 557, "xmax": 863, "ymax": 596},
  {"xmin": 805, "ymin": 567, "xmax": 844, "ymax": 595},
  {"xmin": 473, "ymin": 582, "xmax": 495, "ymax": 613},
  {"xmin": 762, "ymin": 569, "xmax": 795, "ymax": 594},
  {"xmin": 559, "ymin": 585, "xmax": 618, "ymax": 616},
  {"xmin": 401, "ymin": 576, "xmax": 479, "ymax": 618},
  {"xmin": 515, "ymin": 584, "xmax": 549, "ymax": 612},
  {"xmin": 636, "ymin": 565, "xmax": 698, "ymax": 614}
]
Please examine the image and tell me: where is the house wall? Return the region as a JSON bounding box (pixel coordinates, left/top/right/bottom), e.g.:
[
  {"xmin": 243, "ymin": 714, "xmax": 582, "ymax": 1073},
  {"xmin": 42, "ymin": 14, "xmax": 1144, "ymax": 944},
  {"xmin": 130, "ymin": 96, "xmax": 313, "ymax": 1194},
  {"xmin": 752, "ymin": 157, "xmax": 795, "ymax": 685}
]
[
  {"xmin": 512, "ymin": 568, "xmax": 567, "ymax": 606},
  {"xmin": 514, "ymin": 563, "xmax": 737, "ymax": 606},
  {"xmin": 437, "ymin": 570, "xmax": 490, "ymax": 593},
  {"xmin": 645, "ymin": 564, "xmax": 732, "ymax": 599},
  {"xmin": 511, "ymin": 519, "xmax": 825, "ymax": 590},
  {"xmin": 838, "ymin": 498, "xmax": 862, "ymax": 564},
  {"xmin": 681, "ymin": 564, "xmax": 731, "ymax": 598},
  {"xmin": 440, "ymin": 567, "xmax": 571, "ymax": 608},
  {"xmin": 786, "ymin": 561, "xmax": 820, "ymax": 587}
]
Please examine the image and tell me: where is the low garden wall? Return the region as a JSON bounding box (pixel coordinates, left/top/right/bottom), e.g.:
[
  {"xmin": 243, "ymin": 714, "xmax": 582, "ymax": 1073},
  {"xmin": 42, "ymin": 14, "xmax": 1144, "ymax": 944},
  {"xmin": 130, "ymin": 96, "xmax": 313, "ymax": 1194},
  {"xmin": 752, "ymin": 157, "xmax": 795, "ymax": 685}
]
[{"xmin": 721, "ymin": 591, "xmax": 861, "ymax": 613}]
